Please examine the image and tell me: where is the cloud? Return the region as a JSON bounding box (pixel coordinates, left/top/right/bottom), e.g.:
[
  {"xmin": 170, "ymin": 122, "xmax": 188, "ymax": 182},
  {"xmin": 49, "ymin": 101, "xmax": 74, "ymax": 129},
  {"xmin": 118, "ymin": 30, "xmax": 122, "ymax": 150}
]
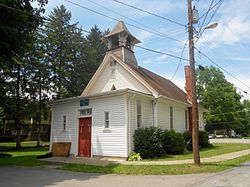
[
  {"xmin": 197, "ymin": 0, "xmax": 250, "ymax": 48},
  {"xmin": 141, "ymin": 54, "xmax": 170, "ymax": 65}
]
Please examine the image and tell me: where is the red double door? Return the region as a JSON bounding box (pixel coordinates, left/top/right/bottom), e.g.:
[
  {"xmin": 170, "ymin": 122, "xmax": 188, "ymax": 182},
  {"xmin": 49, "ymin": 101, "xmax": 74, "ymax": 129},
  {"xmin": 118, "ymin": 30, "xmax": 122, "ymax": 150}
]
[{"xmin": 78, "ymin": 117, "xmax": 91, "ymax": 157}]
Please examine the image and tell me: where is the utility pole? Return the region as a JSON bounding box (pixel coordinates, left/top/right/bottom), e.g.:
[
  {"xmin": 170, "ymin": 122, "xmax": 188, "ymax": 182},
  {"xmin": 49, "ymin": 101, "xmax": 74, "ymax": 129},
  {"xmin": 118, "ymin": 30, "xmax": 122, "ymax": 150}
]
[{"xmin": 187, "ymin": 0, "xmax": 200, "ymax": 165}]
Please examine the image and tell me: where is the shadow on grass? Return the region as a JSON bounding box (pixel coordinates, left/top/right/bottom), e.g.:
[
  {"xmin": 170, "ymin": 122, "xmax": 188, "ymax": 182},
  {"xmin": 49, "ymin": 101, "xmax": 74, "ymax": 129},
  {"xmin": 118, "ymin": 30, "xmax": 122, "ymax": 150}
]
[{"xmin": 0, "ymin": 146, "xmax": 49, "ymax": 152}]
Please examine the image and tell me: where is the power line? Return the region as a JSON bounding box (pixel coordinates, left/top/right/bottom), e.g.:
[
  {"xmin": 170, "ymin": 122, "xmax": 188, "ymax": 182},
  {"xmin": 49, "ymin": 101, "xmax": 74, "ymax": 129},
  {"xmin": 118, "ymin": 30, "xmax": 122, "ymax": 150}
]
[
  {"xmin": 0, "ymin": 3, "xmax": 91, "ymax": 34},
  {"xmin": 195, "ymin": 47, "xmax": 250, "ymax": 90},
  {"xmin": 86, "ymin": 0, "xmax": 185, "ymax": 42},
  {"xmin": 65, "ymin": 0, "xmax": 184, "ymax": 43},
  {"xmin": 199, "ymin": 0, "xmax": 224, "ymax": 36},
  {"xmin": 208, "ymin": 109, "xmax": 250, "ymax": 117},
  {"xmin": 111, "ymin": 0, "xmax": 187, "ymax": 28},
  {"xmin": 197, "ymin": 0, "xmax": 224, "ymax": 22},
  {"xmin": 171, "ymin": 39, "xmax": 188, "ymax": 80},
  {"xmin": 195, "ymin": 0, "xmax": 224, "ymax": 45},
  {"xmin": 135, "ymin": 45, "xmax": 190, "ymax": 61},
  {"xmin": 198, "ymin": 0, "xmax": 215, "ymax": 34}
]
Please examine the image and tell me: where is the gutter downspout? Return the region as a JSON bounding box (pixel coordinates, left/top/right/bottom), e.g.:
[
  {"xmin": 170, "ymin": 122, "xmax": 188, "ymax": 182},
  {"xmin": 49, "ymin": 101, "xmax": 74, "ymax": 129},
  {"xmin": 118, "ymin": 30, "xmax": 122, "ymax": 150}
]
[{"xmin": 126, "ymin": 94, "xmax": 131, "ymax": 157}]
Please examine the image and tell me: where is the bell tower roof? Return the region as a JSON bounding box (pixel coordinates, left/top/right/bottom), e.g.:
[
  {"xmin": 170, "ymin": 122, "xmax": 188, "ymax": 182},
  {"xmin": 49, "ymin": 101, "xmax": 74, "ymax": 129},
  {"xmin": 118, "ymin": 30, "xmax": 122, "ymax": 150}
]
[
  {"xmin": 104, "ymin": 21, "xmax": 141, "ymax": 45},
  {"xmin": 103, "ymin": 21, "xmax": 140, "ymax": 67}
]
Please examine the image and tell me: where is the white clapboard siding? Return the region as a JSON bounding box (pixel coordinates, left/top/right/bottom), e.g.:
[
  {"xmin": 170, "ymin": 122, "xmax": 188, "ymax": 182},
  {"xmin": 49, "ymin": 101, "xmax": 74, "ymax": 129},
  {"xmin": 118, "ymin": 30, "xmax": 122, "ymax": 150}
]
[
  {"xmin": 173, "ymin": 106, "xmax": 186, "ymax": 132},
  {"xmin": 128, "ymin": 95, "xmax": 154, "ymax": 154},
  {"xmin": 91, "ymin": 95, "xmax": 127, "ymax": 157},
  {"xmin": 157, "ymin": 98, "xmax": 187, "ymax": 132},
  {"xmin": 142, "ymin": 99, "xmax": 153, "ymax": 127},
  {"xmin": 157, "ymin": 101, "xmax": 170, "ymax": 130},
  {"xmin": 50, "ymin": 100, "xmax": 79, "ymax": 155},
  {"xmin": 199, "ymin": 110, "xmax": 205, "ymax": 131},
  {"xmin": 88, "ymin": 59, "xmax": 151, "ymax": 95}
]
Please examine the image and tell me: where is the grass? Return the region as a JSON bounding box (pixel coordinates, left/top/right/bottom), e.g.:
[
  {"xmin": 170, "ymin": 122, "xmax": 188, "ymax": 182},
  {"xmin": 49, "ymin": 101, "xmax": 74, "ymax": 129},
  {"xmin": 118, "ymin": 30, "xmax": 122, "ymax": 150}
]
[
  {"xmin": 61, "ymin": 154, "xmax": 250, "ymax": 175},
  {"xmin": 145, "ymin": 143, "xmax": 250, "ymax": 161},
  {"xmin": 0, "ymin": 141, "xmax": 49, "ymax": 167},
  {"xmin": 1, "ymin": 141, "xmax": 250, "ymax": 175}
]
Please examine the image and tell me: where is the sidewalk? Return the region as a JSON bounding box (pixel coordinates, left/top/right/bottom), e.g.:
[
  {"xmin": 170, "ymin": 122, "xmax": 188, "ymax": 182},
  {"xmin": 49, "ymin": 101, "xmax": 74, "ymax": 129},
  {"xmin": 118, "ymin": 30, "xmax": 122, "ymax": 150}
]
[{"xmin": 42, "ymin": 149, "xmax": 250, "ymax": 166}]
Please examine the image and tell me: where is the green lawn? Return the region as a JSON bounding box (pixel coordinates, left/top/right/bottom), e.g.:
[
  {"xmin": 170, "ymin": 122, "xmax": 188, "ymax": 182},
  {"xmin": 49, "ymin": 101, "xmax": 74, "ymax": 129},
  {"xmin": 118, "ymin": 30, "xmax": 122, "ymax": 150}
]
[
  {"xmin": 1, "ymin": 141, "xmax": 250, "ymax": 175},
  {"xmin": 145, "ymin": 143, "xmax": 250, "ymax": 161},
  {"xmin": 0, "ymin": 141, "xmax": 49, "ymax": 166},
  {"xmin": 61, "ymin": 154, "xmax": 250, "ymax": 175}
]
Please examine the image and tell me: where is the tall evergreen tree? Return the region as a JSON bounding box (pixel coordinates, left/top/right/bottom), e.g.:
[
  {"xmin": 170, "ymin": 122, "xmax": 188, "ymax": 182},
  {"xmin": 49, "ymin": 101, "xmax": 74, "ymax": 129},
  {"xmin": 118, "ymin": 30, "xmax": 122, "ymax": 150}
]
[
  {"xmin": 86, "ymin": 25, "xmax": 109, "ymax": 70},
  {"xmin": 41, "ymin": 5, "xmax": 96, "ymax": 98}
]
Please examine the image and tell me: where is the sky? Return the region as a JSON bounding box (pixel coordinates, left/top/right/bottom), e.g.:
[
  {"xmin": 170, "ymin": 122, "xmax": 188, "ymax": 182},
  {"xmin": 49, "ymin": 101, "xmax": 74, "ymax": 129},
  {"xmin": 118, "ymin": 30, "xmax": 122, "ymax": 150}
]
[{"xmin": 41, "ymin": 0, "xmax": 250, "ymax": 100}]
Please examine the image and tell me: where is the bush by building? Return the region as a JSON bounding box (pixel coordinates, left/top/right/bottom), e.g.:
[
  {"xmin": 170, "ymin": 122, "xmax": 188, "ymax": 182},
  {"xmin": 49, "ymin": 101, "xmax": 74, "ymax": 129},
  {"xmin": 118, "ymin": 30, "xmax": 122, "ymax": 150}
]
[
  {"xmin": 162, "ymin": 130, "xmax": 185, "ymax": 154},
  {"xmin": 133, "ymin": 127, "xmax": 164, "ymax": 159}
]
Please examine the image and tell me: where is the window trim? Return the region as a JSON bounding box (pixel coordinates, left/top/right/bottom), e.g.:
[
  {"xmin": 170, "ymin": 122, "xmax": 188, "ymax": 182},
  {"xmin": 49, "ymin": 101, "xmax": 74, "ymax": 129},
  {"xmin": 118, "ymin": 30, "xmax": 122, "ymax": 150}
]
[
  {"xmin": 104, "ymin": 111, "xmax": 110, "ymax": 129},
  {"xmin": 170, "ymin": 106, "xmax": 173, "ymax": 130},
  {"xmin": 63, "ymin": 115, "xmax": 66, "ymax": 131},
  {"xmin": 185, "ymin": 110, "xmax": 188, "ymax": 130},
  {"xmin": 137, "ymin": 100, "xmax": 142, "ymax": 128}
]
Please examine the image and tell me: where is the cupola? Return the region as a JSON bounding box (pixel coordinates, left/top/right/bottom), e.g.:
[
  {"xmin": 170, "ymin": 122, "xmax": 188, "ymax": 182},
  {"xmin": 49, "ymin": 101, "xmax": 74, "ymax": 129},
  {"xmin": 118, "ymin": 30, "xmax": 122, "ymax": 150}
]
[{"xmin": 103, "ymin": 21, "xmax": 141, "ymax": 67}]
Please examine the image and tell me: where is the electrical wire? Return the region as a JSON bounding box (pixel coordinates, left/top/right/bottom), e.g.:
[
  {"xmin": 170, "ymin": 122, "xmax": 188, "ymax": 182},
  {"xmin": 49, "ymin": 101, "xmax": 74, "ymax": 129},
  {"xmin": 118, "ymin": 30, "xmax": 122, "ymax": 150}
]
[
  {"xmin": 198, "ymin": 0, "xmax": 214, "ymax": 34},
  {"xmin": 85, "ymin": 0, "xmax": 186, "ymax": 42},
  {"xmin": 171, "ymin": 39, "xmax": 189, "ymax": 80},
  {"xmin": 208, "ymin": 109, "xmax": 250, "ymax": 117},
  {"xmin": 134, "ymin": 45, "xmax": 190, "ymax": 61},
  {"xmin": 111, "ymin": 0, "xmax": 187, "ymax": 27},
  {"xmin": 199, "ymin": 0, "xmax": 224, "ymax": 37},
  {"xmin": 0, "ymin": 3, "xmax": 92, "ymax": 34},
  {"xmin": 197, "ymin": 0, "xmax": 223, "ymax": 22},
  {"xmin": 195, "ymin": 47, "xmax": 250, "ymax": 90},
  {"xmin": 65, "ymin": 0, "xmax": 184, "ymax": 43}
]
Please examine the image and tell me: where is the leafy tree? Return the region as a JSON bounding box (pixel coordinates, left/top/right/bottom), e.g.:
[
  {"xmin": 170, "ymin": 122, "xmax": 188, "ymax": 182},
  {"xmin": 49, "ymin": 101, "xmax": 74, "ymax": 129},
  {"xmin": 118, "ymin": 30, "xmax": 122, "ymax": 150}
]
[
  {"xmin": 24, "ymin": 31, "xmax": 50, "ymax": 146},
  {"xmin": 0, "ymin": 0, "xmax": 47, "ymax": 149},
  {"xmin": 0, "ymin": 0, "xmax": 47, "ymax": 62},
  {"xmin": 196, "ymin": 66, "xmax": 244, "ymax": 134}
]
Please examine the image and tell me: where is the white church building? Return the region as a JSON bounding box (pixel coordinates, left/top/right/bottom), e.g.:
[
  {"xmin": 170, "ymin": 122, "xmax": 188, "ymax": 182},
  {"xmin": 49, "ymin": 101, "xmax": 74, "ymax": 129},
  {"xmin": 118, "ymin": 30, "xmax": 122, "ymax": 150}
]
[{"xmin": 50, "ymin": 21, "xmax": 206, "ymax": 158}]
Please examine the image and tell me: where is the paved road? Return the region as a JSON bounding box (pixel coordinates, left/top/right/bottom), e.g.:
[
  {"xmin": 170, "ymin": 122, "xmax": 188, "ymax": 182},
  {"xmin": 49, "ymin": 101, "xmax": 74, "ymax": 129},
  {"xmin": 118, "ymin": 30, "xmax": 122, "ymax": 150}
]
[
  {"xmin": 210, "ymin": 138, "xmax": 250, "ymax": 144},
  {"xmin": 1, "ymin": 163, "xmax": 250, "ymax": 187}
]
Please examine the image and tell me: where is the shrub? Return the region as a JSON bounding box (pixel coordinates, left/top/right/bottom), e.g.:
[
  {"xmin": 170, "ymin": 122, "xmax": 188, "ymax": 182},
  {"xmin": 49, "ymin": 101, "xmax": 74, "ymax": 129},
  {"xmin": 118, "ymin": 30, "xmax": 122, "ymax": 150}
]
[
  {"xmin": 0, "ymin": 153, "xmax": 12, "ymax": 158},
  {"xmin": 183, "ymin": 131, "xmax": 212, "ymax": 151},
  {"xmin": 37, "ymin": 152, "xmax": 52, "ymax": 159},
  {"xmin": 134, "ymin": 127, "xmax": 164, "ymax": 159},
  {"xmin": 128, "ymin": 152, "xmax": 142, "ymax": 161},
  {"xmin": 162, "ymin": 130, "xmax": 185, "ymax": 154},
  {"xmin": 183, "ymin": 131, "xmax": 192, "ymax": 151},
  {"xmin": 199, "ymin": 131, "xmax": 211, "ymax": 148}
]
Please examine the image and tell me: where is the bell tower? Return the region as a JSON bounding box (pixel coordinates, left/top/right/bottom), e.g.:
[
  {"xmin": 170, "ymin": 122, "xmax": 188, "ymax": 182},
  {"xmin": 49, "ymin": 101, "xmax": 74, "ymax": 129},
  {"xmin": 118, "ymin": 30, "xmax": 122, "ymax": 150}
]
[{"xmin": 103, "ymin": 21, "xmax": 140, "ymax": 67}]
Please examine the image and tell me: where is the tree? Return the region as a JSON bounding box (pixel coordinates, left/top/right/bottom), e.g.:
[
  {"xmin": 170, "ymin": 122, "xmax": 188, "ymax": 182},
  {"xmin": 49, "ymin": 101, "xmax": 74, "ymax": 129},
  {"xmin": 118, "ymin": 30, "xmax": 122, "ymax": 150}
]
[
  {"xmin": 196, "ymin": 66, "xmax": 244, "ymax": 134},
  {"xmin": 24, "ymin": 31, "xmax": 50, "ymax": 146},
  {"xmin": 0, "ymin": 0, "xmax": 47, "ymax": 149},
  {"xmin": 86, "ymin": 25, "xmax": 109, "ymax": 70},
  {"xmin": 0, "ymin": 0, "xmax": 47, "ymax": 62},
  {"xmin": 41, "ymin": 5, "xmax": 109, "ymax": 98},
  {"xmin": 41, "ymin": 5, "xmax": 97, "ymax": 99}
]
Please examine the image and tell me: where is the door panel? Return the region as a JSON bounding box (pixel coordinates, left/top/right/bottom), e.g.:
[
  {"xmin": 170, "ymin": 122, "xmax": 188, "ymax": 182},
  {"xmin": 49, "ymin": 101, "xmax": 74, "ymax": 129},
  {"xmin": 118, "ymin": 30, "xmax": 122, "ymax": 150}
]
[{"xmin": 78, "ymin": 117, "xmax": 91, "ymax": 157}]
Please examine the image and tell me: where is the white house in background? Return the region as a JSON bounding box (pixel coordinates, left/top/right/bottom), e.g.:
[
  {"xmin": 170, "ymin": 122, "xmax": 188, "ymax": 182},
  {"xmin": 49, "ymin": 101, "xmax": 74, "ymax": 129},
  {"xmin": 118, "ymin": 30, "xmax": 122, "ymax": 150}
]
[{"xmin": 50, "ymin": 21, "xmax": 206, "ymax": 158}]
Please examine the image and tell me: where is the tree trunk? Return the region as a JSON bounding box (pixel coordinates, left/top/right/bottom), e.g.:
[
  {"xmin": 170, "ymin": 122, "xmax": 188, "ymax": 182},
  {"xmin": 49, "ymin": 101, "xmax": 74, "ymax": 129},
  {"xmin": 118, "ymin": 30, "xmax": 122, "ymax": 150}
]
[
  {"xmin": 37, "ymin": 73, "xmax": 42, "ymax": 147},
  {"xmin": 15, "ymin": 65, "xmax": 21, "ymax": 149}
]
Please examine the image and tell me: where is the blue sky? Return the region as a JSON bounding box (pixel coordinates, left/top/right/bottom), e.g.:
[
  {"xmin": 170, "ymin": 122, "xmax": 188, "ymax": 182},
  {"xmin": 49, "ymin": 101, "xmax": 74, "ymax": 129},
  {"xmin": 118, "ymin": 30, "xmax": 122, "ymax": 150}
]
[{"xmin": 42, "ymin": 0, "xmax": 250, "ymax": 100}]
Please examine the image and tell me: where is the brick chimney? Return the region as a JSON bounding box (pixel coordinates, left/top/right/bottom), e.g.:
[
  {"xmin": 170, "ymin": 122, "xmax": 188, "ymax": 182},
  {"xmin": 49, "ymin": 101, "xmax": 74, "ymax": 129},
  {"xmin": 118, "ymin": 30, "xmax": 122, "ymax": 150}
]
[
  {"xmin": 184, "ymin": 65, "xmax": 192, "ymax": 102},
  {"xmin": 185, "ymin": 65, "xmax": 193, "ymax": 132}
]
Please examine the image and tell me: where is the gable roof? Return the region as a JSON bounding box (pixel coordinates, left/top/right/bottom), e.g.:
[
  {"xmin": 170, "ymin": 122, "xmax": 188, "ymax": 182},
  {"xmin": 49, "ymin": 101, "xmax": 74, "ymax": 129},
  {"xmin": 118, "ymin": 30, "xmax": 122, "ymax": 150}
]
[
  {"xmin": 104, "ymin": 21, "xmax": 140, "ymax": 44},
  {"xmin": 105, "ymin": 21, "xmax": 131, "ymax": 38},
  {"xmin": 128, "ymin": 65, "xmax": 189, "ymax": 104}
]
